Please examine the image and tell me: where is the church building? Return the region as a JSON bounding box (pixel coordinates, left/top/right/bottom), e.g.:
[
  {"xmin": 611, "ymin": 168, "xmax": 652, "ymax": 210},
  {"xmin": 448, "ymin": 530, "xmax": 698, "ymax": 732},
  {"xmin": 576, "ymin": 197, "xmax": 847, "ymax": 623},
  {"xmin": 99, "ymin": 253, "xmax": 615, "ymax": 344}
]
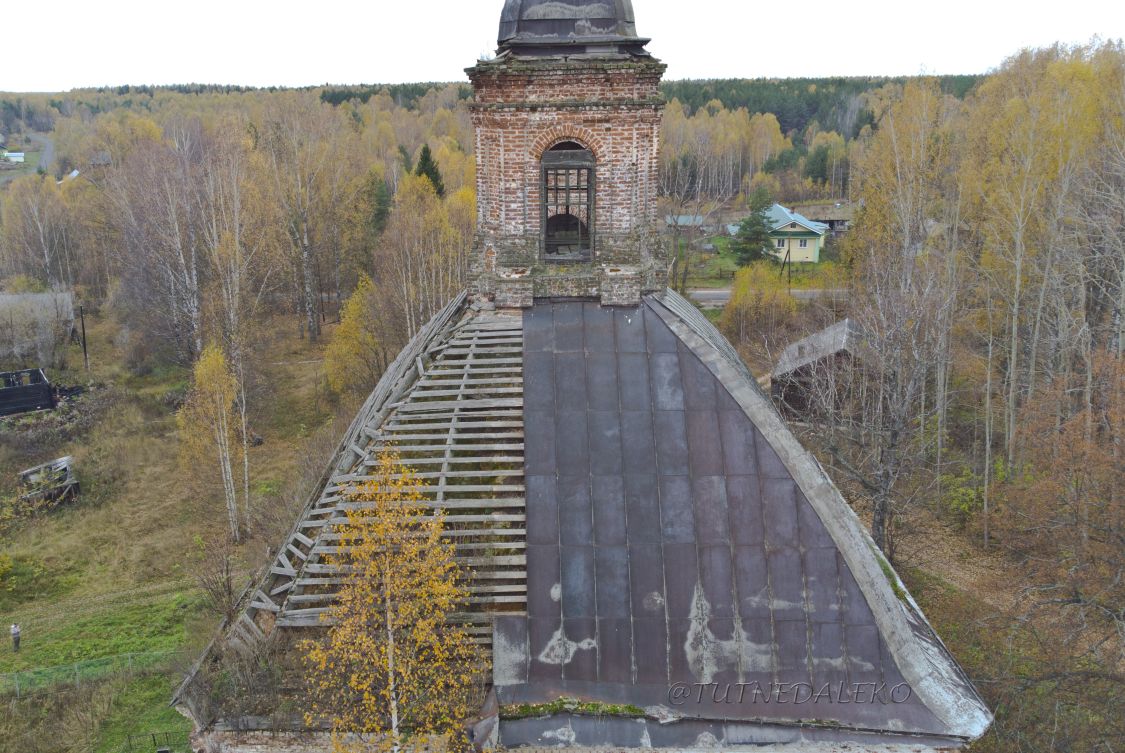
[{"xmin": 178, "ymin": 2, "xmax": 991, "ymax": 750}]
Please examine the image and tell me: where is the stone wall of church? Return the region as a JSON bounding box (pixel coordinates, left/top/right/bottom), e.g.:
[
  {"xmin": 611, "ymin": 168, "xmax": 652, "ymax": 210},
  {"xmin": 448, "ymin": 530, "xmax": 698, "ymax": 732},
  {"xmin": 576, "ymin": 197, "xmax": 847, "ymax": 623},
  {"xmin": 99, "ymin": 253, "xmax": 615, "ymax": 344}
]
[{"xmin": 466, "ymin": 57, "xmax": 669, "ymax": 305}]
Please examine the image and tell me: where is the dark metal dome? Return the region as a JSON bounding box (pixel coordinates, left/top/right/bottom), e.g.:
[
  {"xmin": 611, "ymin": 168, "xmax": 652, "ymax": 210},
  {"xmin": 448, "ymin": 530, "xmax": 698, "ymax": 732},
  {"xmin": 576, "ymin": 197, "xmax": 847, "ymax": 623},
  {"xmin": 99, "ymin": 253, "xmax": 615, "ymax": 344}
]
[{"xmin": 497, "ymin": 0, "xmax": 650, "ymax": 56}]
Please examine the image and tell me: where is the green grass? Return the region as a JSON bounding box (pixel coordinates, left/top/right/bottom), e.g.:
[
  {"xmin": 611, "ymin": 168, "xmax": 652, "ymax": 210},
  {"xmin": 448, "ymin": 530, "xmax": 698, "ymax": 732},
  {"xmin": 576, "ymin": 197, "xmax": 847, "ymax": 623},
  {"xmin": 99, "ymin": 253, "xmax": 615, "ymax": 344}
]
[
  {"xmin": 0, "ymin": 554, "xmax": 80, "ymax": 612},
  {"xmin": 685, "ymin": 236, "xmax": 846, "ymax": 290},
  {"xmin": 687, "ymin": 236, "xmax": 742, "ymax": 287},
  {"xmin": 0, "ymin": 150, "xmax": 43, "ymax": 184},
  {"xmin": 0, "ymin": 310, "xmax": 336, "ymax": 737},
  {"xmin": 93, "ymin": 673, "xmax": 193, "ymax": 753},
  {"xmin": 0, "ymin": 591, "xmax": 200, "ymax": 674}
]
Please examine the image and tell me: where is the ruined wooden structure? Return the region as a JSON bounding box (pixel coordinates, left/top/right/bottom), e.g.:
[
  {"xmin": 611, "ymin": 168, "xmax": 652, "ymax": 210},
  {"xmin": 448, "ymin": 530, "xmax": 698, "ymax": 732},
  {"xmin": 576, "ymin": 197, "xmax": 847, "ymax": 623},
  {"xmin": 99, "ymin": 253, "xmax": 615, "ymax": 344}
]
[
  {"xmin": 771, "ymin": 318, "xmax": 864, "ymax": 416},
  {"xmin": 0, "ymin": 368, "xmax": 55, "ymax": 417},
  {"xmin": 18, "ymin": 456, "xmax": 80, "ymax": 508}
]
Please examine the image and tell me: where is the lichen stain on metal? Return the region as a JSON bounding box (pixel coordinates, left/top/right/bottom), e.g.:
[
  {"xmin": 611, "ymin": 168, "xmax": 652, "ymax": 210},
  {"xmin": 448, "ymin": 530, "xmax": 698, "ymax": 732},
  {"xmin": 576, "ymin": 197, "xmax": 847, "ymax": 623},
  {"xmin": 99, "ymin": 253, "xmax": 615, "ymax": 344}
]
[
  {"xmin": 538, "ymin": 625, "xmax": 597, "ymax": 665},
  {"xmin": 541, "ymin": 724, "xmax": 577, "ymax": 745},
  {"xmin": 549, "ymin": 582, "xmax": 562, "ymax": 602},
  {"xmin": 492, "ymin": 625, "xmax": 528, "ymax": 685},
  {"xmin": 639, "ymin": 724, "xmax": 653, "ymax": 748},
  {"xmin": 524, "ymin": 2, "xmax": 614, "ymax": 20},
  {"xmin": 693, "ymin": 731, "xmax": 722, "ymax": 748},
  {"xmin": 685, "ymin": 583, "xmax": 773, "ymax": 683}
]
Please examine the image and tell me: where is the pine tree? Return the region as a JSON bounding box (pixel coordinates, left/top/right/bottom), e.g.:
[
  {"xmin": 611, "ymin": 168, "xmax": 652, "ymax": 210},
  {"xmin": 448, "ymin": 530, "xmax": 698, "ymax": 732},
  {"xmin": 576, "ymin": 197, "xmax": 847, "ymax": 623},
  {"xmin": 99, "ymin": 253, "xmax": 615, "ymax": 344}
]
[
  {"xmin": 732, "ymin": 186, "xmax": 774, "ymax": 265},
  {"xmin": 414, "ymin": 143, "xmax": 445, "ymax": 198},
  {"xmin": 364, "ymin": 173, "xmax": 393, "ymax": 241}
]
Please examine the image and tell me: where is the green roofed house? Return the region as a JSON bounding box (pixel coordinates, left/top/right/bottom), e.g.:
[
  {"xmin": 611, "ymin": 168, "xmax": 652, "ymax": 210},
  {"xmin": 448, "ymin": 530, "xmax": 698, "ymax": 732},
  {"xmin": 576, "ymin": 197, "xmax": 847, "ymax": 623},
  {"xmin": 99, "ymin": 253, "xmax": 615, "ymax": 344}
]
[{"xmin": 767, "ymin": 203, "xmax": 829, "ymax": 263}]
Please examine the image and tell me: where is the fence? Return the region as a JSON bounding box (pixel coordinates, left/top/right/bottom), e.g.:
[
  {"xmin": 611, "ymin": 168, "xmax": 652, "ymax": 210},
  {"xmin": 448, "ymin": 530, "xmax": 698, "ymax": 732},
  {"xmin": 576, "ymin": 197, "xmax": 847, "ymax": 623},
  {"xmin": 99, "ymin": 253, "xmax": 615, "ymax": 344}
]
[
  {"xmin": 0, "ymin": 649, "xmax": 179, "ymax": 698},
  {"xmin": 123, "ymin": 731, "xmax": 192, "ymax": 753}
]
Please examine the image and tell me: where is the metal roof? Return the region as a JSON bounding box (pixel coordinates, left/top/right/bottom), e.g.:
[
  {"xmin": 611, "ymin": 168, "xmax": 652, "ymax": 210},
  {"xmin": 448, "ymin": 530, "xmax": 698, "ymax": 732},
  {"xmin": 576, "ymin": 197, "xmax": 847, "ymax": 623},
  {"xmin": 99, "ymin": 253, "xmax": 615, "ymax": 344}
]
[
  {"xmin": 498, "ymin": 0, "xmax": 650, "ymax": 56},
  {"xmin": 184, "ymin": 293, "xmax": 990, "ymax": 749},
  {"xmin": 492, "ymin": 294, "xmax": 989, "ymax": 749},
  {"xmin": 767, "ymin": 203, "xmax": 831, "ymax": 235},
  {"xmin": 774, "ymin": 318, "xmax": 863, "ymax": 378}
]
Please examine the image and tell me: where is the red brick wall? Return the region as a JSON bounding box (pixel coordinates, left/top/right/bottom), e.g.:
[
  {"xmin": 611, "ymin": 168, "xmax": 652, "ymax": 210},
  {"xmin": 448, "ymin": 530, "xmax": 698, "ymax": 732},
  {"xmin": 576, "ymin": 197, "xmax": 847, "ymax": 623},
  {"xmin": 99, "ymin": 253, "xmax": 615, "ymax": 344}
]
[
  {"xmin": 468, "ymin": 59, "xmax": 665, "ymax": 242},
  {"xmin": 466, "ymin": 57, "xmax": 669, "ymax": 305}
]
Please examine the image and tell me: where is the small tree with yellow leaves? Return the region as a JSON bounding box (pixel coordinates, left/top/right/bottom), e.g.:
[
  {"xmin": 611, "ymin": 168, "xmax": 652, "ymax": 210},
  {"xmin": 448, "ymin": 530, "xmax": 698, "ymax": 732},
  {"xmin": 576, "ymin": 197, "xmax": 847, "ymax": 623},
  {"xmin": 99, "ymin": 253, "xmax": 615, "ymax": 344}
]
[
  {"xmin": 325, "ymin": 274, "xmax": 384, "ymax": 396},
  {"xmin": 178, "ymin": 343, "xmax": 243, "ymax": 541},
  {"xmin": 303, "ymin": 449, "xmax": 483, "ymax": 752}
]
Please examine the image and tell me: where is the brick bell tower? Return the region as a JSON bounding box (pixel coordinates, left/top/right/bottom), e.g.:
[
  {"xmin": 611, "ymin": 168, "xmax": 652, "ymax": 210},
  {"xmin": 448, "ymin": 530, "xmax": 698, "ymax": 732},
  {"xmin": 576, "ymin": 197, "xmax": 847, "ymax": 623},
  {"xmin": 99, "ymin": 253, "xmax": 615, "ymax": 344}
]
[{"xmin": 467, "ymin": 0, "xmax": 668, "ymax": 307}]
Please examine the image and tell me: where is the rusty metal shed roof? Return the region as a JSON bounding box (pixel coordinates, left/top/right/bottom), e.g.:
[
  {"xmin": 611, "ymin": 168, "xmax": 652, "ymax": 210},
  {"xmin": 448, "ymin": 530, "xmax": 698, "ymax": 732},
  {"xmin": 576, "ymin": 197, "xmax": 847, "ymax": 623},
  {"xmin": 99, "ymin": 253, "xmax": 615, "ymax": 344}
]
[{"xmin": 498, "ymin": 0, "xmax": 650, "ymax": 56}]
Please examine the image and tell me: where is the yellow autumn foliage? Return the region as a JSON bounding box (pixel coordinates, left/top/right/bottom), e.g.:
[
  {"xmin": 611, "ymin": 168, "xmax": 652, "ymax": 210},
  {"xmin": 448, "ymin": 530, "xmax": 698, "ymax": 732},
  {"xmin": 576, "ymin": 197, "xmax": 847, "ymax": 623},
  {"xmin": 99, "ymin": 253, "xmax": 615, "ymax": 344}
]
[
  {"xmin": 326, "ymin": 275, "xmax": 383, "ymax": 396},
  {"xmin": 302, "ymin": 449, "xmax": 483, "ymax": 752},
  {"xmin": 719, "ymin": 263, "xmax": 800, "ymax": 360},
  {"xmin": 177, "ymin": 343, "xmax": 243, "ymax": 540}
]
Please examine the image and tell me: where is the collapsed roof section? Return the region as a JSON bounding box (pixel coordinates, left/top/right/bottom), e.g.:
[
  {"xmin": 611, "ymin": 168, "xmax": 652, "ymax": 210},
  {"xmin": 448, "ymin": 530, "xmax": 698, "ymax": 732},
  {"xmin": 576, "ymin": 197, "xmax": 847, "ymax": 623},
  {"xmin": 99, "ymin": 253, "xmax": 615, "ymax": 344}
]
[
  {"xmin": 225, "ymin": 292, "xmax": 530, "ymax": 648},
  {"xmin": 774, "ymin": 318, "xmax": 864, "ymax": 380}
]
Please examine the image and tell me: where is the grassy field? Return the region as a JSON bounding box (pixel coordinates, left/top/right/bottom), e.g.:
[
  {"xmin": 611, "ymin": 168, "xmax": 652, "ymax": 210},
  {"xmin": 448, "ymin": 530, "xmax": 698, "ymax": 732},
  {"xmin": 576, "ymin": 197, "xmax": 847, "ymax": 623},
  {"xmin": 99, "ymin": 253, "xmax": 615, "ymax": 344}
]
[
  {"xmin": 0, "ymin": 149, "xmax": 43, "ymax": 185},
  {"xmin": 0, "ymin": 308, "xmax": 340, "ymax": 749},
  {"xmin": 92, "ymin": 673, "xmax": 194, "ymax": 753}
]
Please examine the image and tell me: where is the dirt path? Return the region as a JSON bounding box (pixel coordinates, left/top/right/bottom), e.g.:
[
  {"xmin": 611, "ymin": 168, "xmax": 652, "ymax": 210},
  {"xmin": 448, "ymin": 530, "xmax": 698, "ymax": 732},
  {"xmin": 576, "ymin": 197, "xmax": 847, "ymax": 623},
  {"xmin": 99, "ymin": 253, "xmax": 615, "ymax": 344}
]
[{"xmin": 26, "ymin": 133, "xmax": 55, "ymax": 175}]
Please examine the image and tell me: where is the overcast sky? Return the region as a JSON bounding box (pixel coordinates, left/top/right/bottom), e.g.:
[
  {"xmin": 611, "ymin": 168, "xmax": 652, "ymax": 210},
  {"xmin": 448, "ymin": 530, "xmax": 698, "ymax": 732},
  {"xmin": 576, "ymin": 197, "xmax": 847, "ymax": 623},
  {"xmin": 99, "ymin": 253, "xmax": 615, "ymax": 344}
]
[{"xmin": 3, "ymin": 0, "xmax": 1123, "ymax": 92}]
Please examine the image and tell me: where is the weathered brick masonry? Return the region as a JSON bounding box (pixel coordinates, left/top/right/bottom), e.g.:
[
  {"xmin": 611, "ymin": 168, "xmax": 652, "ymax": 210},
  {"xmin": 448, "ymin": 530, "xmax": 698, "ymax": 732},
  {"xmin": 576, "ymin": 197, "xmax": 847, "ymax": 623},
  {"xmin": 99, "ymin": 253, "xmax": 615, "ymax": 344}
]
[{"xmin": 466, "ymin": 57, "xmax": 669, "ymax": 305}]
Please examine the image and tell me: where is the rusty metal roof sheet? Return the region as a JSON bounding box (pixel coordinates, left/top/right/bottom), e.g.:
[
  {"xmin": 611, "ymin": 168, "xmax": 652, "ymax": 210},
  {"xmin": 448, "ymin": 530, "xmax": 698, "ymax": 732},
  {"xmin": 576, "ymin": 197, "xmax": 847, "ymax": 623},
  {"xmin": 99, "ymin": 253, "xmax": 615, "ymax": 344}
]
[{"xmin": 492, "ymin": 294, "xmax": 990, "ymax": 749}]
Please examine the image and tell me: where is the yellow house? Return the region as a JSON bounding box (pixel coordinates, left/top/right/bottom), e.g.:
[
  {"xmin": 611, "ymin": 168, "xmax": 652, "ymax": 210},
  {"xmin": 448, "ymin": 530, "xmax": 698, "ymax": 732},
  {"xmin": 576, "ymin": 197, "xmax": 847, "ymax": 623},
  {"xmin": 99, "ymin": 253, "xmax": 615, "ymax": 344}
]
[{"xmin": 767, "ymin": 203, "xmax": 828, "ymax": 263}]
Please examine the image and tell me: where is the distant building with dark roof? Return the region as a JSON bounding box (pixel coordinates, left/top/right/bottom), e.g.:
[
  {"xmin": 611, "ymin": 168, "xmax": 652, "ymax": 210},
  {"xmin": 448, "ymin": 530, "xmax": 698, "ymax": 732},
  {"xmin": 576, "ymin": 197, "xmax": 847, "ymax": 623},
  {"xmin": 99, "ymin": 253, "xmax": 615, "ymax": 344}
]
[
  {"xmin": 177, "ymin": 2, "xmax": 991, "ymax": 751},
  {"xmin": 772, "ymin": 318, "xmax": 865, "ymax": 414},
  {"xmin": 800, "ymin": 201, "xmax": 855, "ymax": 236}
]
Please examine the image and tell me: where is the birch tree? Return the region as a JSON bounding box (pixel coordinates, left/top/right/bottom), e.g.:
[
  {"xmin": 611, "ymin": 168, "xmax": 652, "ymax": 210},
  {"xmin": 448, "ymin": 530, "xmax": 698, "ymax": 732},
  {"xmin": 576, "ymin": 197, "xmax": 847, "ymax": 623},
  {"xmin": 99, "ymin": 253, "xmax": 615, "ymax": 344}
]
[
  {"xmin": 178, "ymin": 343, "xmax": 243, "ymax": 542},
  {"xmin": 836, "ymin": 79, "xmax": 960, "ymax": 555},
  {"xmin": 258, "ymin": 92, "xmax": 343, "ymax": 341},
  {"xmin": 302, "ymin": 449, "xmax": 482, "ymax": 752}
]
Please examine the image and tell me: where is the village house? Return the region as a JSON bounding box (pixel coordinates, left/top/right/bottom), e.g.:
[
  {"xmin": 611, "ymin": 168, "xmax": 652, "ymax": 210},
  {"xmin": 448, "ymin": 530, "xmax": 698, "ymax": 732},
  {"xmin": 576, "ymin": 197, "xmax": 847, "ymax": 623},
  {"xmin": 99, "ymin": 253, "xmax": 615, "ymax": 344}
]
[
  {"xmin": 802, "ymin": 200, "xmax": 855, "ymax": 235},
  {"xmin": 767, "ymin": 203, "xmax": 829, "ymax": 263}
]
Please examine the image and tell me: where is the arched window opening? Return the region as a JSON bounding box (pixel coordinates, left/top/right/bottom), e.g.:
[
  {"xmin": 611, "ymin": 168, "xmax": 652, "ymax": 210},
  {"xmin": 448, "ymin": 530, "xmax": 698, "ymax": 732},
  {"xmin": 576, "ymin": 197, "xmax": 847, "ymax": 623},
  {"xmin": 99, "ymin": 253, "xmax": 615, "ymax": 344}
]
[{"xmin": 542, "ymin": 141, "xmax": 595, "ymax": 261}]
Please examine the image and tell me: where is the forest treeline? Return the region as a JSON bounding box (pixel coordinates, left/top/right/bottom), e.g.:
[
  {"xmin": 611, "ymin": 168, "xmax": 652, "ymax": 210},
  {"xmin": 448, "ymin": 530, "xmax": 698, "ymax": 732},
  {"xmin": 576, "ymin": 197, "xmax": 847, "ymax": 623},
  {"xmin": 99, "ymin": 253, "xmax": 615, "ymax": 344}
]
[
  {"xmin": 720, "ymin": 43, "xmax": 1124, "ymax": 753},
  {"xmin": 1, "ymin": 44, "xmax": 1122, "ymax": 753},
  {"xmin": 0, "ymin": 72, "xmax": 924, "ymax": 368}
]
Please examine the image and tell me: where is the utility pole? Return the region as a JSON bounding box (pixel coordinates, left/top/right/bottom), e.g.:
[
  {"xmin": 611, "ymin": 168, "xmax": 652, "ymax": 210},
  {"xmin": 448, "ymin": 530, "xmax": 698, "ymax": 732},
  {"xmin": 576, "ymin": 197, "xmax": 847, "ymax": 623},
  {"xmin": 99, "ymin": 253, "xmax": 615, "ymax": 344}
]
[
  {"xmin": 79, "ymin": 305, "xmax": 89, "ymax": 371},
  {"xmin": 779, "ymin": 247, "xmax": 792, "ymax": 288}
]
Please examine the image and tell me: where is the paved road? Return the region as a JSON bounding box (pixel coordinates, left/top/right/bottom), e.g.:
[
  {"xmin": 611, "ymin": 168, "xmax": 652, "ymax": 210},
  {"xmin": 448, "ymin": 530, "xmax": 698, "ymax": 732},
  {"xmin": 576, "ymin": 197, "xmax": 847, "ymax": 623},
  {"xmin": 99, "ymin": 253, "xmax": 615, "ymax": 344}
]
[
  {"xmin": 689, "ymin": 287, "xmax": 849, "ymax": 309},
  {"xmin": 27, "ymin": 132, "xmax": 56, "ymax": 175}
]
